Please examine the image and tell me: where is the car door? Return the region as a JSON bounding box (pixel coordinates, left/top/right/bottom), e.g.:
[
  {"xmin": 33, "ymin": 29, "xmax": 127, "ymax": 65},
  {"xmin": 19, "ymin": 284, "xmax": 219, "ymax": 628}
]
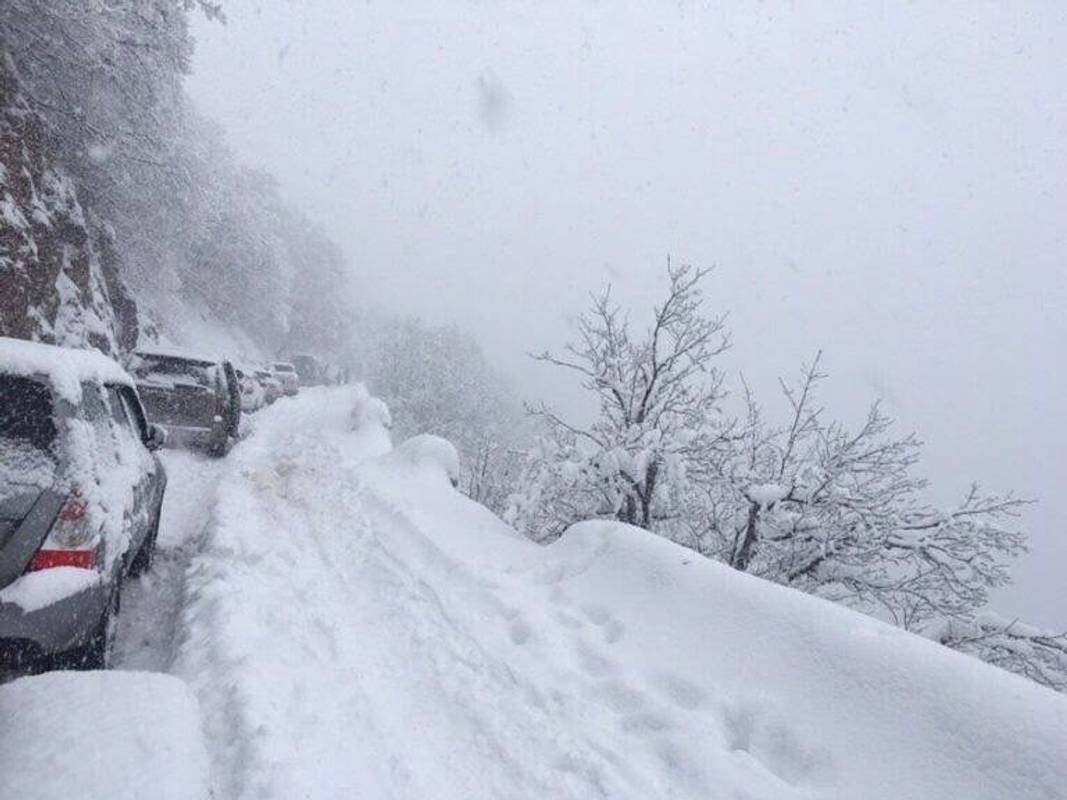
[
  {"xmin": 105, "ymin": 385, "xmax": 156, "ymax": 561},
  {"xmin": 116, "ymin": 385, "xmax": 165, "ymax": 525}
]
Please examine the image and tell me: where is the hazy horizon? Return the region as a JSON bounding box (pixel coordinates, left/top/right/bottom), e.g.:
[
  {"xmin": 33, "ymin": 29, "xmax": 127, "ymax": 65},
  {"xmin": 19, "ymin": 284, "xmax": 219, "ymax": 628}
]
[{"xmin": 187, "ymin": 2, "xmax": 1066, "ymax": 627}]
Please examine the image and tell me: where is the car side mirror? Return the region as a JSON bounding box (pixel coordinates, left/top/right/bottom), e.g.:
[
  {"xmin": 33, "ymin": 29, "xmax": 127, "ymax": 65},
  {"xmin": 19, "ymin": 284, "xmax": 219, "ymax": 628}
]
[{"xmin": 145, "ymin": 423, "xmax": 167, "ymax": 451}]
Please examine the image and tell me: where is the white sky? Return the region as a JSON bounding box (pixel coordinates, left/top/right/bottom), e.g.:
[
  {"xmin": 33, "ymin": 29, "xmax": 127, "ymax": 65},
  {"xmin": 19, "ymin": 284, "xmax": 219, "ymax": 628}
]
[{"xmin": 187, "ymin": 1, "xmax": 1066, "ymax": 627}]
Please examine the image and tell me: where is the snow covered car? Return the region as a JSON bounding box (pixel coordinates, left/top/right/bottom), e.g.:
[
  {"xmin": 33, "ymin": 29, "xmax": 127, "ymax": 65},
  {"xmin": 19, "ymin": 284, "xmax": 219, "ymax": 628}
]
[
  {"xmin": 235, "ymin": 365, "xmax": 266, "ymax": 412},
  {"xmin": 128, "ymin": 347, "xmax": 240, "ymax": 456},
  {"xmin": 0, "ymin": 337, "xmax": 167, "ymax": 670},
  {"xmin": 290, "ymin": 354, "xmax": 324, "ymax": 387},
  {"xmin": 271, "ymin": 362, "xmax": 299, "ymax": 396},
  {"xmin": 255, "ymin": 368, "xmax": 283, "ymax": 404}
]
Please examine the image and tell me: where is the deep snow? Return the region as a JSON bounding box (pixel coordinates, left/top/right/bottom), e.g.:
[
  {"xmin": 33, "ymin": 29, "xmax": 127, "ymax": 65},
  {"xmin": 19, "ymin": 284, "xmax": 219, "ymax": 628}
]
[
  {"xmin": 0, "ymin": 671, "xmax": 210, "ymax": 800},
  {"xmin": 2, "ymin": 386, "xmax": 1064, "ymax": 799},
  {"xmin": 168, "ymin": 386, "xmax": 1067, "ymax": 800}
]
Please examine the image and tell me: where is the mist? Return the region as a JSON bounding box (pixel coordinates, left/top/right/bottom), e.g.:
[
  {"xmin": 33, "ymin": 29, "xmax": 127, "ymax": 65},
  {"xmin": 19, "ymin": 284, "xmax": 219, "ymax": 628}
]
[{"xmin": 184, "ymin": 2, "xmax": 1065, "ymax": 626}]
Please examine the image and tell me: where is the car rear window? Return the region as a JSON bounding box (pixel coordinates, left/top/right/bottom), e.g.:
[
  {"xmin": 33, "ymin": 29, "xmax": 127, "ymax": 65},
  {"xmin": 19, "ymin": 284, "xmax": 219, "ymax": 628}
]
[
  {"xmin": 130, "ymin": 354, "xmax": 216, "ymax": 389},
  {"xmin": 0, "ymin": 375, "xmax": 58, "ymax": 498},
  {"xmin": 0, "ymin": 375, "xmax": 57, "ymax": 451},
  {"xmin": 273, "ymin": 363, "xmax": 294, "ymax": 373}
]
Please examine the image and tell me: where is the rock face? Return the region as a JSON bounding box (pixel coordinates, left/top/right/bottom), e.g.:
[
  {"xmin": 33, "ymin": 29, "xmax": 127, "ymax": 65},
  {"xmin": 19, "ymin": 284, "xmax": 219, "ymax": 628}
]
[{"xmin": 0, "ymin": 55, "xmax": 137, "ymax": 356}]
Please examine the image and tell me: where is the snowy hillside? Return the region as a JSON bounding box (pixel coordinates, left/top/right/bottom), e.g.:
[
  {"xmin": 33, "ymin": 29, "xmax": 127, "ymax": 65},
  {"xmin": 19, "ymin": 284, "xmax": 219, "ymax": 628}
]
[{"xmin": 3, "ymin": 387, "xmax": 1064, "ymax": 800}]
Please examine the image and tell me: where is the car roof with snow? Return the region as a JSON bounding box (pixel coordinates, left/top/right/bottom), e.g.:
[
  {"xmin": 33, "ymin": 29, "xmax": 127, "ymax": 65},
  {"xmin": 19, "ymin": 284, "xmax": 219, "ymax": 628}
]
[
  {"xmin": 133, "ymin": 345, "xmax": 229, "ymax": 369},
  {"xmin": 133, "ymin": 345, "xmax": 221, "ymax": 366},
  {"xmin": 0, "ymin": 336, "xmax": 135, "ymax": 402}
]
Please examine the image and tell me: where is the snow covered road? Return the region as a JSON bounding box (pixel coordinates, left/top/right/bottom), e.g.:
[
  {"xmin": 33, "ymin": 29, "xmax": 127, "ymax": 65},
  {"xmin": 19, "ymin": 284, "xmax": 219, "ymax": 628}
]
[
  {"xmin": 4, "ymin": 385, "xmax": 1066, "ymax": 800},
  {"xmin": 113, "ymin": 450, "xmax": 225, "ymax": 672}
]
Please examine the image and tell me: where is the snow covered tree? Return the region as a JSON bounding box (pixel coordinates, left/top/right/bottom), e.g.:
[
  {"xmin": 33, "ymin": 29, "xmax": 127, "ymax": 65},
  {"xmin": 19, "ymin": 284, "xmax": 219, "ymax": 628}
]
[
  {"xmin": 521, "ymin": 266, "xmax": 1065, "ymax": 692},
  {"xmin": 511, "ymin": 262, "xmax": 732, "ymax": 536},
  {"xmin": 935, "ymin": 614, "xmax": 1067, "ymax": 693},
  {"xmin": 679, "ymin": 354, "xmax": 1030, "ymax": 632}
]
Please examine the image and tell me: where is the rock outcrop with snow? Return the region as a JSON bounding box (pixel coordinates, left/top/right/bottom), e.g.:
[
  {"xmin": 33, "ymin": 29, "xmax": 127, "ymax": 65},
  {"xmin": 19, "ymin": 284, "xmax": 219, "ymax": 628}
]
[{"xmin": 0, "ymin": 55, "xmax": 137, "ymax": 355}]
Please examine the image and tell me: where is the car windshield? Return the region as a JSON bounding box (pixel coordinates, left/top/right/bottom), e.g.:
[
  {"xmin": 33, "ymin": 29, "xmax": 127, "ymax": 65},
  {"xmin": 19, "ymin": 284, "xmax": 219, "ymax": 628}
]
[{"xmin": 273, "ymin": 364, "xmax": 293, "ymax": 373}]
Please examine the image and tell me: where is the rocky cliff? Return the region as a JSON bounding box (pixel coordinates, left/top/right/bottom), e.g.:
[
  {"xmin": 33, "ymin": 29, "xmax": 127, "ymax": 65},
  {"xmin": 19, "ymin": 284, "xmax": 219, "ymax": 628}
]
[{"xmin": 0, "ymin": 54, "xmax": 137, "ymax": 356}]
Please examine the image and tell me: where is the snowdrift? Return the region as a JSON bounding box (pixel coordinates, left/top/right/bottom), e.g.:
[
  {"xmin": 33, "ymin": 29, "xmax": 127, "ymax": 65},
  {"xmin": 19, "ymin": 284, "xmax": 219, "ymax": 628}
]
[
  {"xmin": 0, "ymin": 671, "xmax": 210, "ymax": 800},
  {"xmin": 168, "ymin": 386, "xmax": 1067, "ymax": 799}
]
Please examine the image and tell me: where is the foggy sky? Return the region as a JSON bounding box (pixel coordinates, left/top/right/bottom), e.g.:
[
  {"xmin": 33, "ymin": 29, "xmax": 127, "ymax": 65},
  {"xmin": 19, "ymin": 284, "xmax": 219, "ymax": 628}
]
[{"xmin": 187, "ymin": 2, "xmax": 1066, "ymax": 627}]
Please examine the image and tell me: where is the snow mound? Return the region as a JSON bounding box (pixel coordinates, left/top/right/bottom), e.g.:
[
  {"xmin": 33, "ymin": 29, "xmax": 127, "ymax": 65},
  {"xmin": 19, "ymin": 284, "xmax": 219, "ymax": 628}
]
[
  {"xmin": 0, "ymin": 335, "xmax": 134, "ymax": 403},
  {"xmin": 389, "ymin": 433, "xmax": 461, "ymax": 487},
  {"xmin": 176, "ymin": 387, "xmax": 1067, "ymax": 800},
  {"xmin": 0, "ymin": 671, "xmax": 210, "ymax": 800},
  {"xmin": 350, "ymin": 393, "xmax": 392, "ymax": 432}
]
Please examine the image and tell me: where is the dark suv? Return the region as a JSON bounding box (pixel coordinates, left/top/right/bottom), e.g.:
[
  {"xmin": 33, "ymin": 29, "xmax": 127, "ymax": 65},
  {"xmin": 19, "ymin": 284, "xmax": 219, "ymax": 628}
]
[
  {"xmin": 0, "ymin": 337, "xmax": 167, "ymax": 669},
  {"xmin": 128, "ymin": 347, "xmax": 240, "ymax": 456}
]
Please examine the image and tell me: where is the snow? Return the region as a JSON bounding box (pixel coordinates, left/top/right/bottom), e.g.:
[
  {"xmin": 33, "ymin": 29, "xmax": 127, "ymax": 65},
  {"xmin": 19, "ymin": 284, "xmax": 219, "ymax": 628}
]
[
  {"xmin": 113, "ymin": 450, "xmax": 225, "ymax": 672},
  {"xmin": 133, "ymin": 345, "xmax": 221, "ymax": 365},
  {"xmin": 388, "ymin": 432, "xmax": 461, "ymax": 486},
  {"xmin": 134, "ymin": 295, "xmax": 267, "ymax": 368},
  {"xmin": 0, "ymin": 671, "xmax": 210, "ymax": 800},
  {"xmin": 0, "ymin": 439, "xmax": 55, "ymax": 503},
  {"xmin": 0, "ymin": 566, "xmax": 101, "ymax": 613},
  {"xmin": 170, "ymin": 386, "xmax": 1067, "ymax": 800},
  {"xmin": 0, "ymin": 335, "xmax": 134, "ymax": 403},
  {"xmin": 747, "ymin": 481, "xmax": 790, "ymax": 507}
]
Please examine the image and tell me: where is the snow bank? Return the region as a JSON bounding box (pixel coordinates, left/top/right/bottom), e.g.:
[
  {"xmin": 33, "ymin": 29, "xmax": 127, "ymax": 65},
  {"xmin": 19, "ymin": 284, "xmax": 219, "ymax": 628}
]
[
  {"xmin": 0, "ymin": 335, "xmax": 134, "ymax": 403},
  {"xmin": 0, "ymin": 566, "xmax": 101, "ymax": 613},
  {"xmin": 0, "ymin": 671, "xmax": 210, "ymax": 800},
  {"xmin": 176, "ymin": 387, "xmax": 1067, "ymax": 800}
]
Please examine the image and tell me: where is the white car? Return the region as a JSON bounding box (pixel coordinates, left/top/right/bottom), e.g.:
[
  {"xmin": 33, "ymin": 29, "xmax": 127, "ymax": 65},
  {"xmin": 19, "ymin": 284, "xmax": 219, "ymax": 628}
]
[
  {"xmin": 271, "ymin": 362, "xmax": 299, "ymax": 396},
  {"xmin": 235, "ymin": 366, "xmax": 266, "ymax": 412},
  {"xmin": 255, "ymin": 369, "xmax": 282, "ymax": 404}
]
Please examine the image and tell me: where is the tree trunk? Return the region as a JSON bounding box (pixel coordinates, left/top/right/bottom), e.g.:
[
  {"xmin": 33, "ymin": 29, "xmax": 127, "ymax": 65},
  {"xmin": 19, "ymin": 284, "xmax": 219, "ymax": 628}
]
[{"xmin": 733, "ymin": 501, "xmax": 761, "ymax": 571}]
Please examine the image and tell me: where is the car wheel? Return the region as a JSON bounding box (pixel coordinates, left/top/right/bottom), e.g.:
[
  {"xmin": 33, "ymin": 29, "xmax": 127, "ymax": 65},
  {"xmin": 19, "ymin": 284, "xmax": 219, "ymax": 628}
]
[
  {"xmin": 48, "ymin": 587, "xmax": 119, "ymax": 671},
  {"xmin": 128, "ymin": 506, "xmax": 160, "ymax": 578}
]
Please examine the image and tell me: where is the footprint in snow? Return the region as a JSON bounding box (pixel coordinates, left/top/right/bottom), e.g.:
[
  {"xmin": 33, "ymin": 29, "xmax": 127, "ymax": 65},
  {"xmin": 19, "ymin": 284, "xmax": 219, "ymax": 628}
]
[
  {"xmin": 580, "ymin": 604, "xmax": 626, "ymax": 644},
  {"xmin": 652, "ymin": 674, "xmax": 707, "ymax": 711},
  {"xmin": 508, "ymin": 618, "xmax": 533, "ymax": 645}
]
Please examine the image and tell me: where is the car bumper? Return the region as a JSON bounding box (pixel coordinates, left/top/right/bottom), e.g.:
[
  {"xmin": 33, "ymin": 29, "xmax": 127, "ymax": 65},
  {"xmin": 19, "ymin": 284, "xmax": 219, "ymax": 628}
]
[
  {"xmin": 0, "ymin": 574, "xmax": 111, "ymax": 665},
  {"xmin": 158, "ymin": 423, "xmax": 226, "ymax": 451}
]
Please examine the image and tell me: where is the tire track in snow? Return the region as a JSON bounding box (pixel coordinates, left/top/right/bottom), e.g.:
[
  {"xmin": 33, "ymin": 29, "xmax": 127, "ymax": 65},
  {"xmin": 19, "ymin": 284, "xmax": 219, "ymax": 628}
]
[{"xmin": 113, "ymin": 451, "xmax": 225, "ymax": 672}]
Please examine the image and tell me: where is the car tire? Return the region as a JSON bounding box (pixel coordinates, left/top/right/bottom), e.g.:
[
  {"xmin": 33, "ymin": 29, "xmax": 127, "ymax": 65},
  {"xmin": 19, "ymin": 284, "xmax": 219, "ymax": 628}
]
[
  {"xmin": 128, "ymin": 505, "xmax": 160, "ymax": 578},
  {"xmin": 208, "ymin": 436, "xmax": 228, "ymax": 458},
  {"xmin": 48, "ymin": 586, "xmax": 118, "ymax": 671}
]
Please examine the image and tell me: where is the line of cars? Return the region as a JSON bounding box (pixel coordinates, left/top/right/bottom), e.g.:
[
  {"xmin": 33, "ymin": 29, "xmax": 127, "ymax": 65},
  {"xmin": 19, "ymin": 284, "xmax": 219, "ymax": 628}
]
[
  {"xmin": 127, "ymin": 348, "xmax": 305, "ymax": 458},
  {"xmin": 0, "ymin": 336, "xmax": 333, "ymax": 673}
]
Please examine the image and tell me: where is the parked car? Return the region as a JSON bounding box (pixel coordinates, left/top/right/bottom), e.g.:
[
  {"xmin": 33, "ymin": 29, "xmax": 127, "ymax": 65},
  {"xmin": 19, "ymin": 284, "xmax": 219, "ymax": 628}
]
[
  {"xmin": 290, "ymin": 354, "xmax": 324, "ymax": 387},
  {"xmin": 235, "ymin": 364, "xmax": 266, "ymax": 412},
  {"xmin": 0, "ymin": 337, "xmax": 167, "ymax": 670},
  {"xmin": 271, "ymin": 362, "xmax": 299, "ymax": 396},
  {"xmin": 128, "ymin": 347, "xmax": 239, "ymax": 456},
  {"xmin": 255, "ymin": 368, "xmax": 283, "ymax": 404}
]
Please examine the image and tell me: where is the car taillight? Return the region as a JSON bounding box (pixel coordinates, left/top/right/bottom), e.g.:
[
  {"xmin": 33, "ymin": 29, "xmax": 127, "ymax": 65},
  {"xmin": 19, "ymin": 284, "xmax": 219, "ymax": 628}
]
[
  {"xmin": 28, "ymin": 549, "xmax": 96, "ymax": 570},
  {"xmin": 26, "ymin": 490, "xmax": 99, "ymax": 572}
]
